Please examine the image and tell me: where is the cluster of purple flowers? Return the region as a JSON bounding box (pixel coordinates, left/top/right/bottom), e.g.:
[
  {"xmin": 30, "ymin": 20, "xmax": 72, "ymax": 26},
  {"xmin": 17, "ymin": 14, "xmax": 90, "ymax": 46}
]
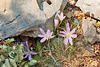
[{"xmin": 38, "ymin": 12, "xmax": 77, "ymax": 45}]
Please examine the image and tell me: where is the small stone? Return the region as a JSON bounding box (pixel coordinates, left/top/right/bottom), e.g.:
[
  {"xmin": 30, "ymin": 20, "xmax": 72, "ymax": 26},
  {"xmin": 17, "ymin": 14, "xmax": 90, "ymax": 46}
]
[
  {"xmin": 66, "ymin": 11, "xmax": 74, "ymax": 18},
  {"xmin": 82, "ymin": 50, "xmax": 95, "ymax": 57},
  {"xmin": 97, "ymin": 28, "xmax": 100, "ymax": 33},
  {"xmin": 73, "ymin": 18, "xmax": 79, "ymax": 25},
  {"xmin": 69, "ymin": 0, "xmax": 76, "ymax": 5},
  {"xmin": 82, "ymin": 18, "xmax": 99, "ymax": 44},
  {"xmin": 74, "ymin": 60, "xmax": 80, "ymax": 66},
  {"xmin": 90, "ymin": 61, "xmax": 98, "ymax": 67}
]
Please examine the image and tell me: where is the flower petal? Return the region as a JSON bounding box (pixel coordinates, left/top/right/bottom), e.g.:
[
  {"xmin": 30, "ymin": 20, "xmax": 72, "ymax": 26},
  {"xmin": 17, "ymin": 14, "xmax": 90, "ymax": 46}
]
[
  {"xmin": 50, "ymin": 36, "xmax": 54, "ymax": 38},
  {"xmin": 71, "ymin": 34, "xmax": 77, "ymax": 38},
  {"xmin": 24, "ymin": 46, "xmax": 29, "ymax": 51},
  {"xmin": 40, "ymin": 38, "xmax": 46, "ymax": 43},
  {"xmin": 58, "ymin": 12, "xmax": 65, "ymax": 21},
  {"xmin": 69, "ymin": 37, "xmax": 73, "ymax": 45},
  {"xmin": 71, "ymin": 28, "xmax": 76, "ymax": 34},
  {"xmin": 59, "ymin": 34, "xmax": 66, "ymax": 37},
  {"xmin": 24, "ymin": 52, "xmax": 28, "ymax": 57},
  {"xmin": 38, "ymin": 34, "xmax": 44, "ymax": 37},
  {"xmin": 64, "ymin": 38, "xmax": 68, "ymax": 45},
  {"xmin": 26, "ymin": 41, "xmax": 29, "ymax": 48},
  {"xmin": 50, "ymin": 32, "xmax": 53, "ymax": 36},
  {"xmin": 63, "ymin": 16, "xmax": 66, "ymax": 20},
  {"xmin": 47, "ymin": 30, "xmax": 51, "ymax": 38},
  {"xmin": 24, "ymin": 54, "xmax": 28, "ymax": 59},
  {"xmin": 18, "ymin": 42, "xmax": 26, "ymax": 44},
  {"xmin": 61, "ymin": 12, "xmax": 63, "ymax": 17},
  {"xmin": 57, "ymin": 14, "xmax": 61, "ymax": 19},
  {"xmin": 55, "ymin": 19, "xmax": 58, "ymax": 25},
  {"xmin": 28, "ymin": 54, "xmax": 31, "ymax": 60},
  {"xmin": 47, "ymin": 30, "xmax": 50, "ymax": 35},
  {"xmin": 40, "ymin": 28, "xmax": 45, "ymax": 34},
  {"xmin": 66, "ymin": 23, "xmax": 70, "ymax": 32},
  {"xmin": 30, "ymin": 51, "xmax": 37, "ymax": 55},
  {"xmin": 60, "ymin": 31, "xmax": 66, "ymax": 34}
]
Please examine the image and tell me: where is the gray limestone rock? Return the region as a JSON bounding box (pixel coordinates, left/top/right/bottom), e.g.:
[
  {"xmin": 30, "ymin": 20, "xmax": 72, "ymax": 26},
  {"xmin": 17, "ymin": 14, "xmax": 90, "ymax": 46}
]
[
  {"xmin": 76, "ymin": 0, "xmax": 100, "ymax": 20},
  {"xmin": 82, "ymin": 18, "xmax": 99, "ymax": 44},
  {"xmin": 0, "ymin": 0, "xmax": 67, "ymax": 39}
]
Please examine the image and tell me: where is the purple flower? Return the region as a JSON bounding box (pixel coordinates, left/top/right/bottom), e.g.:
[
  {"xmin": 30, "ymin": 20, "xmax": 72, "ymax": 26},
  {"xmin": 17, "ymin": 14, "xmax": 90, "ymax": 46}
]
[
  {"xmin": 18, "ymin": 41, "xmax": 26, "ymax": 45},
  {"xmin": 18, "ymin": 41, "xmax": 37, "ymax": 60},
  {"xmin": 59, "ymin": 23, "xmax": 77, "ymax": 45},
  {"xmin": 38, "ymin": 28, "xmax": 54, "ymax": 43},
  {"xmin": 57, "ymin": 12, "xmax": 66, "ymax": 21}
]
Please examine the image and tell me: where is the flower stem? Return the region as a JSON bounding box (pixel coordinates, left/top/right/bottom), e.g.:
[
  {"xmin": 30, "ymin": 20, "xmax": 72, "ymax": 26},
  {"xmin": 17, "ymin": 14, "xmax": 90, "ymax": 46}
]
[
  {"xmin": 47, "ymin": 40, "xmax": 58, "ymax": 66},
  {"xmin": 58, "ymin": 21, "xmax": 62, "ymax": 27},
  {"xmin": 64, "ymin": 45, "xmax": 71, "ymax": 52}
]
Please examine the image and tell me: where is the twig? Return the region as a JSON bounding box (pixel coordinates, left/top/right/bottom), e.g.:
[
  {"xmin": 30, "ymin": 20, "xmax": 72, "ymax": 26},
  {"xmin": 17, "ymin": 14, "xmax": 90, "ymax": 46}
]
[{"xmin": 49, "ymin": 50, "xmax": 59, "ymax": 67}]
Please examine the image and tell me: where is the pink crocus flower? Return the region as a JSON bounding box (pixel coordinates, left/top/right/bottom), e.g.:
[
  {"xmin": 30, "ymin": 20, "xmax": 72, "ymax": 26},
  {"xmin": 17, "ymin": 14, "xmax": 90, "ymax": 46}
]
[
  {"xmin": 54, "ymin": 19, "xmax": 59, "ymax": 27},
  {"xmin": 59, "ymin": 23, "xmax": 77, "ymax": 45},
  {"xmin": 38, "ymin": 28, "xmax": 54, "ymax": 43},
  {"xmin": 57, "ymin": 12, "xmax": 66, "ymax": 21}
]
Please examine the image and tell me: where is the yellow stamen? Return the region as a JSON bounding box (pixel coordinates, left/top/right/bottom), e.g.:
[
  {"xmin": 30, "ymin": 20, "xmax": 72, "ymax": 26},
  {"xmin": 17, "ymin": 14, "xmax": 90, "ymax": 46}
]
[
  {"xmin": 44, "ymin": 34, "xmax": 48, "ymax": 38},
  {"xmin": 66, "ymin": 33, "xmax": 71, "ymax": 37},
  {"xmin": 60, "ymin": 17, "xmax": 63, "ymax": 20},
  {"xmin": 28, "ymin": 51, "xmax": 30, "ymax": 54}
]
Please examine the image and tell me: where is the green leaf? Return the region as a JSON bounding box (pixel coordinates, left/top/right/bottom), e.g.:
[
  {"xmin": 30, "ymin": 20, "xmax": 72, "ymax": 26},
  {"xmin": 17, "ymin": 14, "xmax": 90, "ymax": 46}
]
[
  {"xmin": 2, "ymin": 64, "xmax": 6, "ymax": 67},
  {"xmin": 0, "ymin": 45, "xmax": 2, "ymax": 49},
  {"xmin": 69, "ymin": 46, "xmax": 73, "ymax": 54},
  {"xmin": 80, "ymin": 17, "xmax": 82, "ymax": 20},
  {"xmin": 9, "ymin": 59, "xmax": 17, "ymax": 67},
  {"xmin": 0, "ymin": 55, "xmax": 5, "ymax": 61},
  {"xmin": 5, "ymin": 38, "xmax": 15, "ymax": 44},
  {"xmin": 24, "ymin": 65, "xmax": 28, "ymax": 67},
  {"xmin": 21, "ymin": 61, "xmax": 27, "ymax": 66},
  {"xmin": 53, "ymin": 38, "xmax": 58, "ymax": 48},
  {"xmin": 5, "ymin": 59, "xmax": 11, "ymax": 67},
  {"xmin": 51, "ymin": 46, "xmax": 54, "ymax": 50},
  {"xmin": 9, "ymin": 51, "xmax": 16, "ymax": 59},
  {"xmin": 14, "ymin": 44, "xmax": 24, "ymax": 62},
  {"xmin": 29, "ymin": 59, "xmax": 37, "ymax": 66},
  {"xmin": 33, "ymin": 55, "xmax": 41, "ymax": 62},
  {"xmin": 98, "ymin": 21, "xmax": 100, "ymax": 26},
  {"xmin": 37, "ymin": 39, "xmax": 41, "ymax": 51}
]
